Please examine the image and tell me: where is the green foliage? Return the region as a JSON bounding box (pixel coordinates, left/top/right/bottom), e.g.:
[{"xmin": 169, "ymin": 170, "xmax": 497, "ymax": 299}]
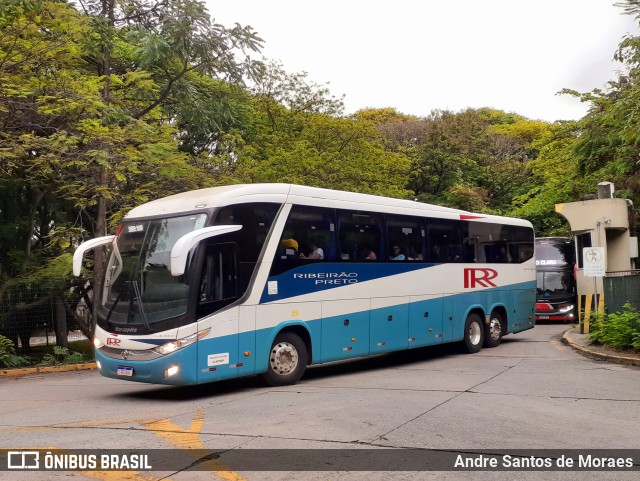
[
  {"xmin": 39, "ymin": 346, "xmax": 87, "ymax": 366},
  {"xmin": 5, "ymin": 0, "xmax": 640, "ymax": 326},
  {"xmin": 232, "ymin": 64, "xmax": 411, "ymax": 197},
  {"xmin": 389, "ymin": 108, "xmax": 549, "ymax": 214},
  {"xmin": 0, "ymin": 0, "xmax": 264, "ymax": 322},
  {"xmin": 589, "ymin": 303, "xmax": 640, "ymax": 350},
  {"xmin": 555, "ymin": 2, "xmax": 640, "ymax": 212},
  {"xmin": 511, "ymin": 122, "xmax": 584, "ymax": 234},
  {"xmin": 0, "ymin": 335, "xmax": 30, "ymax": 368}
]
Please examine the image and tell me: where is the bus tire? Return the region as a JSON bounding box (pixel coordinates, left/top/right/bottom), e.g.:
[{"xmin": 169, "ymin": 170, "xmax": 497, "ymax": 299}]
[
  {"xmin": 262, "ymin": 332, "xmax": 308, "ymax": 386},
  {"xmin": 484, "ymin": 311, "xmax": 504, "ymax": 348},
  {"xmin": 463, "ymin": 313, "xmax": 484, "ymax": 354}
]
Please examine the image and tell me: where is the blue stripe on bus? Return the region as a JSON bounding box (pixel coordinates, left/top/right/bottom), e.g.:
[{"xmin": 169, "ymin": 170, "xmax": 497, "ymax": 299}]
[
  {"xmin": 95, "ymin": 343, "xmax": 199, "ymax": 385},
  {"xmin": 253, "ymin": 282, "xmax": 535, "ymax": 371},
  {"xmin": 260, "ymin": 262, "xmax": 434, "ymax": 303}
]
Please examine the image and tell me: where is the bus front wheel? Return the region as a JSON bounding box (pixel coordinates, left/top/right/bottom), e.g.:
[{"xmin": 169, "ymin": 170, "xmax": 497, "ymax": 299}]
[
  {"xmin": 463, "ymin": 313, "xmax": 484, "ymax": 354},
  {"xmin": 262, "ymin": 332, "xmax": 308, "ymax": 386},
  {"xmin": 484, "ymin": 311, "xmax": 504, "ymax": 348}
]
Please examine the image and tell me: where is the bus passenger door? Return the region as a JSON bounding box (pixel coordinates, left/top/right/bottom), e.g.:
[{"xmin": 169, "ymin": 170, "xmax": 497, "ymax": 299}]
[
  {"xmin": 196, "ymin": 242, "xmax": 241, "ymax": 383},
  {"xmin": 370, "ymin": 297, "xmax": 409, "ymax": 354},
  {"xmin": 408, "ymin": 295, "xmax": 444, "ymax": 346},
  {"xmin": 321, "ymin": 299, "xmax": 370, "ymax": 362}
]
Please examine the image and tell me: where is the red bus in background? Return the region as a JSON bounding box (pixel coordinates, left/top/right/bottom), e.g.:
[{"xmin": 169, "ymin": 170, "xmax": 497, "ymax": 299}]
[{"xmin": 535, "ymin": 237, "xmax": 577, "ymax": 322}]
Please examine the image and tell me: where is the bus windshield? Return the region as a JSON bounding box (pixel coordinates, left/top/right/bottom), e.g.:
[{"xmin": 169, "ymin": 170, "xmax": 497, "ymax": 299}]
[
  {"xmin": 536, "ymin": 271, "xmax": 576, "ymax": 300},
  {"xmin": 99, "ymin": 214, "xmax": 207, "ymax": 328}
]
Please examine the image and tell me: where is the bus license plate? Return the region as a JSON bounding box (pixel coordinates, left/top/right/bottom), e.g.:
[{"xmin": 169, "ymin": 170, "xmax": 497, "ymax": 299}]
[
  {"xmin": 539, "ymin": 315, "xmax": 549, "ymax": 320},
  {"xmin": 117, "ymin": 366, "xmax": 134, "ymax": 376}
]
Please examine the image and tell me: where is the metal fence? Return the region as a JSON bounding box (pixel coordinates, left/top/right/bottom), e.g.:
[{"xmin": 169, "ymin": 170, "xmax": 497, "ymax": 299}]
[
  {"xmin": 604, "ymin": 270, "xmax": 640, "ymax": 313},
  {"xmin": 0, "ymin": 283, "xmax": 89, "ymax": 355}
]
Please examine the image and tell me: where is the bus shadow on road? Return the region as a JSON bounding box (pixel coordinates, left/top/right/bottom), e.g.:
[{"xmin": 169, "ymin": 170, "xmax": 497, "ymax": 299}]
[{"xmin": 111, "ymin": 341, "xmax": 494, "ymax": 402}]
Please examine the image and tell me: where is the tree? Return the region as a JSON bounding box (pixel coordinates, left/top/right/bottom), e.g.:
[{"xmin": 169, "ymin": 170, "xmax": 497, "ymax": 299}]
[
  {"xmin": 511, "ymin": 122, "xmax": 584, "ymax": 235},
  {"xmin": 0, "ymin": 0, "xmax": 264, "ymax": 339},
  {"xmin": 558, "ymin": 1, "xmax": 640, "ymax": 211},
  {"xmin": 233, "ymin": 65, "xmax": 411, "ymax": 197},
  {"xmin": 73, "ymin": 0, "xmax": 263, "ymax": 302}
]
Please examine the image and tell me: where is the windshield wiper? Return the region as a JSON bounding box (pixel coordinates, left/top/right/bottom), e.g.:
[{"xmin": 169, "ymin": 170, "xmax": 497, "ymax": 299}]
[
  {"xmin": 131, "ymin": 280, "xmax": 152, "ymax": 331},
  {"xmin": 104, "ymin": 288, "xmax": 123, "ymax": 326}
]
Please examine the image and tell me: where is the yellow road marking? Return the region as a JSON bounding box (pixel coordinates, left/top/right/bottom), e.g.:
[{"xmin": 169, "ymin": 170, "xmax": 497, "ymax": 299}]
[
  {"xmin": 142, "ymin": 409, "xmax": 248, "ymax": 481},
  {"xmin": 82, "ymin": 470, "xmax": 160, "ymax": 481},
  {"xmin": 8, "ymin": 410, "xmax": 248, "ymax": 481}
]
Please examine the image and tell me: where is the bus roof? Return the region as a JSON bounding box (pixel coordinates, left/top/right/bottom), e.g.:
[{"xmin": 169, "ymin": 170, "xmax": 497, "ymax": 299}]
[{"xmin": 125, "ymin": 183, "xmax": 532, "ymax": 227}]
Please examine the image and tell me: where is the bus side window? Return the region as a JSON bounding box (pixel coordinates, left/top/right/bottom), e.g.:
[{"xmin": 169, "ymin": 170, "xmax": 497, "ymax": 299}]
[
  {"xmin": 338, "ymin": 210, "xmax": 383, "ymax": 262},
  {"xmin": 465, "ymin": 223, "xmax": 534, "ymax": 264},
  {"xmin": 213, "ymin": 202, "xmax": 280, "ymax": 296},
  {"xmin": 427, "ymin": 219, "xmax": 462, "ymax": 263},
  {"xmin": 386, "ymin": 214, "xmax": 425, "ymax": 261},
  {"xmin": 270, "ymin": 205, "xmax": 336, "ymax": 276}
]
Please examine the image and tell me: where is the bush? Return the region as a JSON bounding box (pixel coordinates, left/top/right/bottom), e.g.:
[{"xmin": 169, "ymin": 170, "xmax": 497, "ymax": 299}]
[
  {"xmin": 39, "ymin": 346, "xmax": 87, "ymax": 366},
  {"xmin": 589, "ymin": 303, "xmax": 640, "ymax": 350},
  {"xmin": 0, "ymin": 335, "xmax": 31, "ymax": 368}
]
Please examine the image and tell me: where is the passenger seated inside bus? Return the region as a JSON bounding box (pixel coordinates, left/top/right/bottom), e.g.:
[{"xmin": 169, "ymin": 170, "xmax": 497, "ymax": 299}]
[
  {"xmin": 390, "ymin": 245, "xmax": 405, "ymax": 260},
  {"xmin": 279, "ymin": 238, "xmax": 298, "ymax": 259},
  {"xmin": 360, "ymin": 247, "xmax": 377, "ymax": 261},
  {"xmin": 300, "ymin": 239, "xmax": 324, "ymax": 260},
  {"xmin": 407, "ymin": 246, "xmax": 424, "ymax": 261}
]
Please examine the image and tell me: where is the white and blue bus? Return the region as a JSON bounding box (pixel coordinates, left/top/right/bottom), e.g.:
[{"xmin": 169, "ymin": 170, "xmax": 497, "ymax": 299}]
[{"xmin": 74, "ymin": 184, "xmax": 536, "ymax": 386}]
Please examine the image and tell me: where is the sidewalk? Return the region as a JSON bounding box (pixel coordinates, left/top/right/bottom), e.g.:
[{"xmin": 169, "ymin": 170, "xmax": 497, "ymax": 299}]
[
  {"xmin": 0, "ymin": 362, "xmax": 96, "ymax": 378},
  {"xmin": 562, "ymin": 327, "xmax": 640, "ymax": 367}
]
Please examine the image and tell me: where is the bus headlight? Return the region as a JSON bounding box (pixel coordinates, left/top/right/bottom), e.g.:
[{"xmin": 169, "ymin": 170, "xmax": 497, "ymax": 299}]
[
  {"xmin": 153, "ymin": 329, "xmax": 210, "ymax": 356},
  {"xmin": 93, "ymin": 337, "xmax": 103, "ymax": 349},
  {"xmin": 558, "ymin": 304, "xmax": 575, "ymax": 314},
  {"xmin": 165, "ymin": 365, "xmax": 180, "ymax": 378}
]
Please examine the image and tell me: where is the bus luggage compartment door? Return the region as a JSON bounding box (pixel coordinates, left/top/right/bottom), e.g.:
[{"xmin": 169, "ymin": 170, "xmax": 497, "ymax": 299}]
[
  {"xmin": 370, "ymin": 297, "xmax": 409, "ymax": 354},
  {"xmin": 408, "ymin": 294, "xmax": 444, "ymax": 347},
  {"xmin": 321, "ymin": 298, "xmax": 370, "ymax": 362}
]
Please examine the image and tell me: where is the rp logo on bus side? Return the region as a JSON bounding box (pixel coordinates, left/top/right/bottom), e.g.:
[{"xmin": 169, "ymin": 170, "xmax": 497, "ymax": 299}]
[
  {"xmin": 106, "ymin": 337, "xmax": 121, "ymax": 346},
  {"xmin": 464, "ymin": 268, "xmax": 498, "ymax": 288}
]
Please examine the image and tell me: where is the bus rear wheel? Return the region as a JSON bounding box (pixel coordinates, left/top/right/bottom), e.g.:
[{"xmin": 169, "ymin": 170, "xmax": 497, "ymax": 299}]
[
  {"xmin": 262, "ymin": 332, "xmax": 308, "ymax": 386},
  {"xmin": 463, "ymin": 313, "xmax": 484, "ymax": 354},
  {"xmin": 484, "ymin": 311, "xmax": 504, "ymax": 348}
]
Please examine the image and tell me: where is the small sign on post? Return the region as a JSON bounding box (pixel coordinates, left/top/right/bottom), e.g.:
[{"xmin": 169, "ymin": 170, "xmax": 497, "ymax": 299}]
[
  {"xmin": 583, "ymin": 247, "xmax": 605, "ymax": 277},
  {"xmin": 582, "ymin": 247, "xmax": 605, "ymax": 334}
]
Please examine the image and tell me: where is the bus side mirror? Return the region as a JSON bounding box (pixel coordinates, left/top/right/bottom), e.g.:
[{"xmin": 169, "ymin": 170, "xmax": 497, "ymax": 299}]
[
  {"xmin": 73, "ymin": 235, "xmax": 116, "ymax": 276},
  {"xmin": 170, "ymin": 225, "xmax": 242, "ymax": 276}
]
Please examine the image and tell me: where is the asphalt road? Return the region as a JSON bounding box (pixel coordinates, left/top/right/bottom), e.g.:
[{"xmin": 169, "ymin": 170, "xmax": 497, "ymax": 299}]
[{"xmin": 1, "ymin": 323, "xmax": 639, "ymax": 481}]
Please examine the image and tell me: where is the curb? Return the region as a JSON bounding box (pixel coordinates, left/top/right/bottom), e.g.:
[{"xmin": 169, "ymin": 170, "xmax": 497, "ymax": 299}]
[
  {"xmin": 562, "ymin": 328, "xmax": 640, "ymax": 367},
  {"xmin": 0, "ymin": 362, "xmax": 97, "ymax": 378}
]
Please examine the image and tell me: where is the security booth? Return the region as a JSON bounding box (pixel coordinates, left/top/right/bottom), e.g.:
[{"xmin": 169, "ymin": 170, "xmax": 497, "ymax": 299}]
[{"xmin": 555, "ymin": 182, "xmax": 638, "ymax": 332}]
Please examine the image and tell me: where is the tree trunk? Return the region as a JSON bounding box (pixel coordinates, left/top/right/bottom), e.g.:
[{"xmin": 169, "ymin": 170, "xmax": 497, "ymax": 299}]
[
  {"xmin": 54, "ymin": 296, "xmax": 68, "ymax": 348},
  {"xmin": 91, "ymin": 169, "xmax": 108, "ymax": 329},
  {"xmin": 90, "ymin": 0, "xmax": 116, "ymax": 329}
]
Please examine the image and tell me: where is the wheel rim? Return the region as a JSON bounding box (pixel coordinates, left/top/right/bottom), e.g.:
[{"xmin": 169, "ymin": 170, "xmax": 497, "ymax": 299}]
[
  {"xmin": 469, "ymin": 321, "xmax": 482, "ymax": 346},
  {"xmin": 489, "ymin": 317, "xmax": 502, "ymax": 341},
  {"xmin": 270, "ymin": 341, "xmax": 298, "ymax": 375}
]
